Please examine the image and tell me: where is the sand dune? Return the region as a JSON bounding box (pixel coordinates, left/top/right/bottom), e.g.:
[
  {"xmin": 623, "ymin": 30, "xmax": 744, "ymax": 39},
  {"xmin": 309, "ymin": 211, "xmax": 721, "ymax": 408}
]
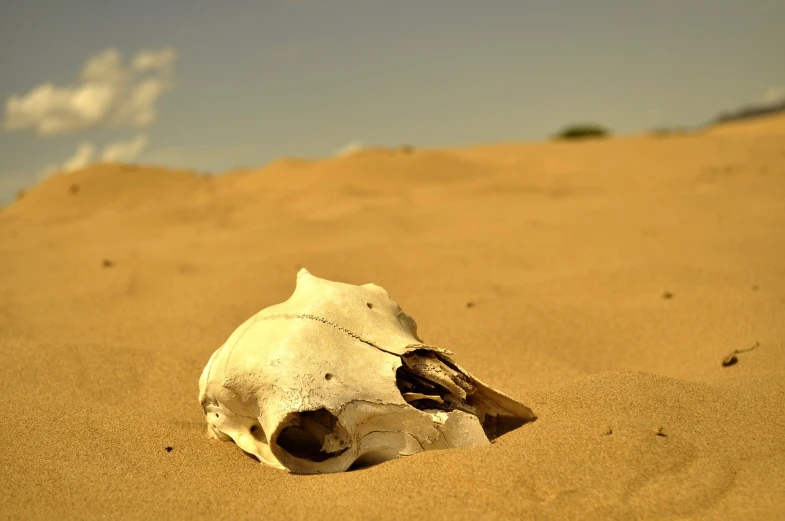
[
  {"xmin": 705, "ymin": 111, "xmax": 785, "ymax": 136},
  {"xmin": 1, "ymin": 116, "xmax": 784, "ymax": 519}
]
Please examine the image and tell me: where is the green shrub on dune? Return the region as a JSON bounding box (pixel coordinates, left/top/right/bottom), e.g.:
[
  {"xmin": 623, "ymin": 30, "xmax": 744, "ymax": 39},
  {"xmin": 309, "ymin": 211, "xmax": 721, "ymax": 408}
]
[{"xmin": 554, "ymin": 124, "xmax": 610, "ymax": 141}]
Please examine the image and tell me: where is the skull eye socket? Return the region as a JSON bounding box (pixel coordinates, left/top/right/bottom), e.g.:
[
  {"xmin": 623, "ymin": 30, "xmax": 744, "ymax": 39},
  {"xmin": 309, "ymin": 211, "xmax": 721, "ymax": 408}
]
[{"xmin": 275, "ymin": 409, "xmax": 350, "ymax": 464}]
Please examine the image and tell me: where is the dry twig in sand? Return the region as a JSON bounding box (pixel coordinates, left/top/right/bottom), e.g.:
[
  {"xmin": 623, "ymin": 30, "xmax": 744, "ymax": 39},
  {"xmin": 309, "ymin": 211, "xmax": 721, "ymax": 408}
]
[{"xmin": 722, "ymin": 341, "xmax": 759, "ymax": 367}]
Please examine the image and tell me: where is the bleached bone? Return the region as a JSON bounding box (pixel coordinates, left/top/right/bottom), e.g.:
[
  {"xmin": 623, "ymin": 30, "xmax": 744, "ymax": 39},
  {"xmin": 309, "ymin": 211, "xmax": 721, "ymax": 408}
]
[{"xmin": 198, "ymin": 269, "xmax": 536, "ymax": 474}]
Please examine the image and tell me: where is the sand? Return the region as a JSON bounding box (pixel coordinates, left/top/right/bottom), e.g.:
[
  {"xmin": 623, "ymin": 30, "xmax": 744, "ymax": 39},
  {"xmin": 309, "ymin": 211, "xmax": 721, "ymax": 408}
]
[{"xmin": 1, "ymin": 115, "xmax": 784, "ymax": 520}]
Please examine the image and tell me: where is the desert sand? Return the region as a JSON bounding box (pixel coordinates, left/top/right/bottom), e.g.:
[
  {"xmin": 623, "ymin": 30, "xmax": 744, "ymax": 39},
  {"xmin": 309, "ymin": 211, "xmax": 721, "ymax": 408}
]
[{"xmin": 1, "ymin": 115, "xmax": 784, "ymax": 520}]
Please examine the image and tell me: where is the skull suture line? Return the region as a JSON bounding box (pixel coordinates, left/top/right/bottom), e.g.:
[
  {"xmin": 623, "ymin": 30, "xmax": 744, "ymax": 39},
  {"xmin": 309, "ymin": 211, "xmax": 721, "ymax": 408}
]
[{"xmin": 198, "ymin": 269, "xmax": 536, "ymax": 474}]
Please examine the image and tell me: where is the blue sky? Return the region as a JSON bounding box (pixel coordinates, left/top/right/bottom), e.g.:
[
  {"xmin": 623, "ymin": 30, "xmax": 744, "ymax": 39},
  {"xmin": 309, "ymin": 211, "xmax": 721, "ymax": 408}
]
[{"xmin": 1, "ymin": 0, "xmax": 784, "ymax": 203}]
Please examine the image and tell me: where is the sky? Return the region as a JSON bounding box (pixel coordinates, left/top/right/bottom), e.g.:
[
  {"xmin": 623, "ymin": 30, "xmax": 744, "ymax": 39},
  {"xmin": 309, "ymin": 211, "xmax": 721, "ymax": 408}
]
[{"xmin": 1, "ymin": 0, "xmax": 784, "ymax": 203}]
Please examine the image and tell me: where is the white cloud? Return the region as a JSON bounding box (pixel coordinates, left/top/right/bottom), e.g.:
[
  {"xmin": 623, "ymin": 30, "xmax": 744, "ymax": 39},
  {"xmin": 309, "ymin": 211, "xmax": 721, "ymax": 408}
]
[
  {"xmin": 763, "ymin": 86, "xmax": 785, "ymax": 104},
  {"xmin": 101, "ymin": 133, "xmax": 148, "ymax": 162},
  {"xmin": 113, "ymin": 78, "xmax": 168, "ymax": 127},
  {"xmin": 80, "ymin": 48, "xmax": 126, "ymax": 84},
  {"xmin": 4, "ymin": 47, "xmax": 176, "ymax": 137},
  {"xmin": 131, "ymin": 47, "xmax": 176, "ymax": 73},
  {"xmin": 1, "ymin": 132, "xmax": 150, "ymax": 203},
  {"xmin": 62, "ymin": 142, "xmax": 96, "ymax": 171},
  {"xmin": 332, "ymin": 140, "xmax": 364, "ymax": 157},
  {"xmin": 35, "ymin": 133, "xmax": 148, "ymax": 181},
  {"xmin": 32, "ymin": 142, "xmax": 97, "ymax": 181}
]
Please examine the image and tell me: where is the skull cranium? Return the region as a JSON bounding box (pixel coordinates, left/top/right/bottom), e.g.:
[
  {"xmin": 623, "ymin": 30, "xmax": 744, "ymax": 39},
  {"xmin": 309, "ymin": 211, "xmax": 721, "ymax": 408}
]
[{"xmin": 198, "ymin": 269, "xmax": 536, "ymax": 474}]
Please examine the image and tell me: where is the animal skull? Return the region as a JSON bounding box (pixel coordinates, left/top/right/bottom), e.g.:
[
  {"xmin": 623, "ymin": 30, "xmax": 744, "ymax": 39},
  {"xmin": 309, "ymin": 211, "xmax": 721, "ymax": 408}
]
[{"xmin": 198, "ymin": 269, "xmax": 536, "ymax": 474}]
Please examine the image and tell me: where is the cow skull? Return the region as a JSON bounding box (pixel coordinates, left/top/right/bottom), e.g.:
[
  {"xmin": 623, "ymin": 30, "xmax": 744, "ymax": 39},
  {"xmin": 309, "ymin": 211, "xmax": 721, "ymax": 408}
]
[{"xmin": 198, "ymin": 269, "xmax": 536, "ymax": 474}]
